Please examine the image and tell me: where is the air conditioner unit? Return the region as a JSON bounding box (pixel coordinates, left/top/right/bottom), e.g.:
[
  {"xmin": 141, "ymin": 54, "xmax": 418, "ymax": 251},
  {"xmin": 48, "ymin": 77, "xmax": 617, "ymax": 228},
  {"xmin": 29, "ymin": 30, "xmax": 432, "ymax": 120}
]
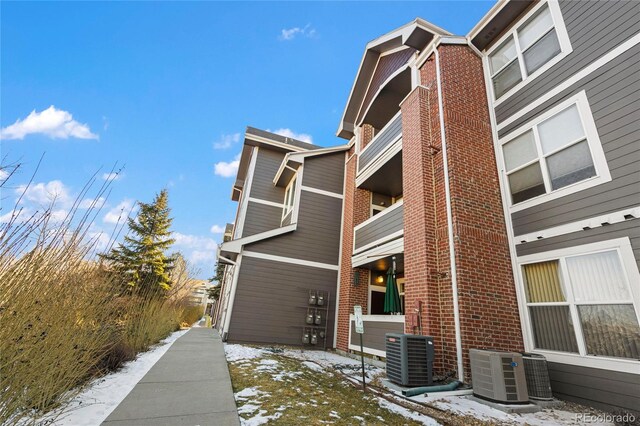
[
  {"xmin": 522, "ymin": 353, "xmax": 553, "ymax": 400},
  {"xmin": 385, "ymin": 333, "xmax": 434, "ymax": 387},
  {"xmin": 470, "ymin": 349, "xmax": 529, "ymax": 404}
]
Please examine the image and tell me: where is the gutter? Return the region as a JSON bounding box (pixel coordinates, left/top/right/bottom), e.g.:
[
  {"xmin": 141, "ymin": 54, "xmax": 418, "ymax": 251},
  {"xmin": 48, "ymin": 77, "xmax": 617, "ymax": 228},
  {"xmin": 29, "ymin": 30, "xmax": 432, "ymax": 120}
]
[{"xmin": 435, "ymin": 47, "xmax": 465, "ymax": 382}]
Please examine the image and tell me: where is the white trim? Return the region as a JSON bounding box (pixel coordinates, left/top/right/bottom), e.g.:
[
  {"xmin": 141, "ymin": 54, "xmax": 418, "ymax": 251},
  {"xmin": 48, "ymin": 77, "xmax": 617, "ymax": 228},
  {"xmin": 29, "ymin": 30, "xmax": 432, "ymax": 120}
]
[
  {"xmin": 354, "ymin": 199, "xmax": 404, "ymax": 232},
  {"xmin": 243, "ymin": 250, "xmax": 339, "ymax": 271},
  {"xmin": 233, "ymin": 146, "xmax": 259, "ymax": 239},
  {"xmin": 481, "ymin": 31, "xmax": 535, "ymax": 373},
  {"xmin": 282, "ymin": 171, "xmax": 298, "ymax": 221},
  {"xmin": 248, "ymin": 197, "xmax": 285, "ymax": 209},
  {"xmin": 515, "ymin": 206, "xmax": 640, "ymax": 244},
  {"xmin": 515, "ymin": 237, "xmax": 640, "ymax": 373},
  {"xmin": 487, "ymin": 0, "xmax": 573, "ymax": 105},
  {"xmin": 499, "ymin": 91, "xmax": 611, "ymax": 212},
  {"xmin": 353, "ymin": 230, "xmax": 404, "ymax": 256},
  {"xmin": 467, "ymin": 0, "xmax": 508, "ymax": 42},
  {"xmin": 301, "ymin": 185, "xmax": 343, "ymax": 200},
  {"xmin": 435, "ymin": 48, "xmax": 464, "ymax": 382},
  {"xmin": 221, "ymin": 224, "xmax": 297, "ymax": 254},
  {"xmin": 352, "ymin": 237, "xmax": 404, "ymax": 268},
  {"xmin": 222, "ymin": 254, "xmax": 243, "ymax": 336},
  {"xmin": 359, "ymin": 110, "xmax": 402, "ymax": 159},
  {"xmin": 356, "ymin": 137, "xmax": 402, "ymax": 186},
  {"xmin": 356, "ymin": 66, "xmax": 407, "ymax": 128},
  {"xmin": 291, "ymin": 165, "xmax": 303, "ymax": 224},
  {"xmin": 333, "ymin": 151, "xmax": 349, "ymax": 349},
  {"xmin": 245, "ymin": 132, "xmax": 308, "ymax": 153},
  {"xmin": 497, "ymin": 32, "xmax": 640, "ymax": 132}
]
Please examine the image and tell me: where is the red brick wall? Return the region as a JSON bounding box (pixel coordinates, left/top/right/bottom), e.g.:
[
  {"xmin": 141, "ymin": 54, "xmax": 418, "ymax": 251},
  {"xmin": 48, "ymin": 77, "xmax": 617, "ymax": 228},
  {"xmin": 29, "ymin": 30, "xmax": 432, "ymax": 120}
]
[
  {"xmin": 401, "ymin": 46, "xmax": 523, "ymax": 381},
  {"xmin": 336, "ymin": 137, "xmax": 373, "ymax": 351}
]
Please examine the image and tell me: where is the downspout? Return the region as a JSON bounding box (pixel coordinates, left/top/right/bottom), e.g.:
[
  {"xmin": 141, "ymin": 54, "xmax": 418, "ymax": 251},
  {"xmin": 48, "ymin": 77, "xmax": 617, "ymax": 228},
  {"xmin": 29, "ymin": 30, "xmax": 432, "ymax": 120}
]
[{"xmin": 434, "ymin": 47, "xmax": 464, "ymax": 382}]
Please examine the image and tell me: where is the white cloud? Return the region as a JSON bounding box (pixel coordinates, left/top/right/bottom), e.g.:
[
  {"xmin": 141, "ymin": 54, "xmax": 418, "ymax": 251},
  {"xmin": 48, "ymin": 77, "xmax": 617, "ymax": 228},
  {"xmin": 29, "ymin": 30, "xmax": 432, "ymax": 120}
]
[
  {"xmin": 0, "ymin": 169, "xmax": 8, "ymax": 181},
  {"xmin": 279, "ymin": 24, "xmax": 317, "ymax": 41},
  {"xmin": 210, "ymin": 224, "xmax": 225, "ymax": 234},
  {"xmin": 213, "ymin": 133, "xmax": 241, "ymax": 150},
  {"xmin": 1, "ymin": 106, "xmax": 98, "ymax": 140},
  {"xmin": 268, "ymin": 128, "xmax": 313, "ymax": 144},
  {"xmin": 79, "ymin": 197, "xmax": 106, "ymax": 209},
  {"xmin": 103, "ymin": 199, "xmax": 134, "ymax": 224},
  {"xmin": 173, "ymin": 232, "xmax": 218, "ymax": 251},
  {"xmin": 50, "ymin": 209, "xmax": 69, "ymax": 223},
  {"xmin": 190, "ymin": 250, "xmax": 216, "ymax": 264},
  {"xmin": 0, "ymin": 207, "xmax": 33, "ymax": 224},
  {"xmin": 214, "ymin": 153, "xmax": 241, "ymax": 178},
  {"xmin": 16, "ymin": 180, "xmax": 72, "ymax": 207},
  {"xmin": 102, "ymin": 172, "xmax": 121, "ymax": 181}
]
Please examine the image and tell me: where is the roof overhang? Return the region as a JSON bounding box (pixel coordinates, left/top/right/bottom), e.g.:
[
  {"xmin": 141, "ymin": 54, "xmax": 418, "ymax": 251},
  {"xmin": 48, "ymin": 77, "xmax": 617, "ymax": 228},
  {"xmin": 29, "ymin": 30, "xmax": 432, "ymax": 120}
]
[
  {"xmin": 468, "ymin": 0, "xmax": 535, "ymax": 51},
  {"xmin": 273, "ymin": 145, "xmax": 350, "ymax": 187},
  {"xmin": 337, "ymin": 18, "xmax": 451, "ymax": 140},
  {"xmin": 230, "ymin": 127, "xmax": 320, "ymax": 201},
  {"xmin": 219, "ymin": 224, "xmax": 297, "ymax": 258}
]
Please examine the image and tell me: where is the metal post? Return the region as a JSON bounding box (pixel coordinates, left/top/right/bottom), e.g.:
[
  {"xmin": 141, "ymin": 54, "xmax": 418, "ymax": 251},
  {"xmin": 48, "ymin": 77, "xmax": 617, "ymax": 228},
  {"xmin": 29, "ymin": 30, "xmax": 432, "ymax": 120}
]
[{"xmin": 360, "ymin": 333, "xmax": 366, "ymax": 392}]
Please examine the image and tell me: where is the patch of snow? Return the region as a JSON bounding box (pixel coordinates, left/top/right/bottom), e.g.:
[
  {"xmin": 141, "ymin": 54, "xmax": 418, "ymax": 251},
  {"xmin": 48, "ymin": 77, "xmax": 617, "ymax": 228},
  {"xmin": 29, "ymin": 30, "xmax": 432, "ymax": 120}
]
[
  {"xmin": 240, "ymin": 409, "xmax": 282, "ymax": 426},
  {"xmin": 33, "ymin": 329, "xmax": 188, "ymax": 426},
  {"xmin": 329, "ymin": 410, "xmax": 341, "ymax": 418},
  {"xmin": 302, "ymin": 360, "xmax": 324, "ymax": 371},
  {"xmin": 352, "ymin": 415, "xmax": 365, "ymax": 422},
  {"xmin": 224, "ymin": 344, "xmax": 266, "ymax": 362},
  {"xmin": 377, "ymin": 398, "xmax": 440, "ymax": 426},
  {"xmin": 237, "ymin": 404, "xmax": 260, "ymax": 415},
  {"xmin": 234, "ymin": 387, "xmax": 268, "ymax": 400}
]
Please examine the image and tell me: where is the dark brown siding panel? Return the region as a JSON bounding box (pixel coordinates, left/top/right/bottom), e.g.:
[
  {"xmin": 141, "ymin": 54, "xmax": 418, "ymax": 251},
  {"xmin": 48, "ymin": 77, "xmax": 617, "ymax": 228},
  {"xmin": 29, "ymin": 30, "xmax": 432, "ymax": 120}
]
[
  {"xmin": 303, "ymin": 152, "xmax": 345, "ymax": 195},
  {"xmin": 247, "ymin": 191, "xmax": 342, "ymax": 265},
  {"xmin": 349, "ymin": 319, "xmax": 403, "ymax": 352},
  {"xmin": 495, "ymin": 0, "xmax": 640, "ymax": 123},
  {"xmin": 358, "ymin": 113, "xmax": 402, "ymax": 171},
  {"xmin": 354, "ymin": 203, "xmax": 404, "ymax": 251},
  {"xmin": 547, "ymin": 362, "xmax": 640, "ymax": 413},
  {"xmin": 515, "ymin": 219, "xmax": 640, "ymax": 271},
  {"xmin": 249, "ymin": 149, "xmax": 286, "ymax": 203},
  {"xmin": 503, "ymin": 46, "xmax": 640, "ymax": 236},
  {"xmin": 242, "ymin": 202, "xmax": 282, "ymax": 237},
  {"xmin": 228, "ymin": 256, "xmax": 337, "ymax": 346}
]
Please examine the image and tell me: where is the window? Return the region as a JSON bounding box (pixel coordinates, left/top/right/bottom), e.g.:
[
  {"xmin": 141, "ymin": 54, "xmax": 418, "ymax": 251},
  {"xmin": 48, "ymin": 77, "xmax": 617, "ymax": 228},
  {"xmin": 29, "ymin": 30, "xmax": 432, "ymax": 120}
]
[
  {"xmin": 488, "ymin": 2, "xmax": 570, "ymax": 100},
  {"xmin": 520, "ymin": 241, "xmax": 640, "ymax": 362},
  {"xmin": 282, "ymin": 175, "xmax": 297, "ymax": 219},
  {"xmin": 500, "ymin": 92, "xmax": 609, "ymax": 209}
]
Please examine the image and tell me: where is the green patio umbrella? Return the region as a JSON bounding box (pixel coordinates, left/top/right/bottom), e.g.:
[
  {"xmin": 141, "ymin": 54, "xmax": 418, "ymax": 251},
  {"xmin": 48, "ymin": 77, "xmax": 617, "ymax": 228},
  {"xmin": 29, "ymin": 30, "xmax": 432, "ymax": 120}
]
[{"xmin": 383, "ymin": 266, "xmax": 402, "ymax": 314}]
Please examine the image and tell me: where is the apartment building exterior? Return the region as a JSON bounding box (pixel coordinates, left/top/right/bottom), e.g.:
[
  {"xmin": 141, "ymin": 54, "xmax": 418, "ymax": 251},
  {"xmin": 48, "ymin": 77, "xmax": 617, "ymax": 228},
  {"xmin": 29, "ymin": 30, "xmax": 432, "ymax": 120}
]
[{"xmin": 216, "ymin": 0, "xmax": 639, "ymax": 413}]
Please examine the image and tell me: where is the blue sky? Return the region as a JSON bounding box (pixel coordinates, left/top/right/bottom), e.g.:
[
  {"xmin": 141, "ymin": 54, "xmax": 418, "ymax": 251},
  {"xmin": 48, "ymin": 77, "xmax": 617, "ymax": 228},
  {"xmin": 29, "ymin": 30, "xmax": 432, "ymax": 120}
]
[{"xmin": 1, "ymin": 1, "xmax": 492, "ymax": 278}]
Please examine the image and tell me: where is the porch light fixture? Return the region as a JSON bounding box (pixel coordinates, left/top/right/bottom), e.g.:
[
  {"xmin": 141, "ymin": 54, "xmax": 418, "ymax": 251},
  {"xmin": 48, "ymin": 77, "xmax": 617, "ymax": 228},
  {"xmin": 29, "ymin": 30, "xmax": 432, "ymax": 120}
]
[{"xmin": 376, "ymin": 275, "xmax": 384, "ymax": 284}]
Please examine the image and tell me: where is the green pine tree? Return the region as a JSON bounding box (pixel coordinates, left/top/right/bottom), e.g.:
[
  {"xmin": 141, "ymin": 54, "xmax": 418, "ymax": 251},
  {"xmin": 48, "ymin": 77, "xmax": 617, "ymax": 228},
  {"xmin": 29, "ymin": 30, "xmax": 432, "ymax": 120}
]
[{"xmin": 102, "ymin": 189, "xmax": 175, "ymax": 294}]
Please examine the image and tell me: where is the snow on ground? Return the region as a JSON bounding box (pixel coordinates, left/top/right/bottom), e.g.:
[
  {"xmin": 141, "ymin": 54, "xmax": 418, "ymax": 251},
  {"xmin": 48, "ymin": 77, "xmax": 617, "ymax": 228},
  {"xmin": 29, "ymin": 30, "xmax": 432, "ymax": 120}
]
[
  {"xmin": 226, "ymin": 344, "xmax": 616, "ymax": 426},
  {"xmin": 35, "ymin": 329, "xmax": 188, "ymax": 426}
]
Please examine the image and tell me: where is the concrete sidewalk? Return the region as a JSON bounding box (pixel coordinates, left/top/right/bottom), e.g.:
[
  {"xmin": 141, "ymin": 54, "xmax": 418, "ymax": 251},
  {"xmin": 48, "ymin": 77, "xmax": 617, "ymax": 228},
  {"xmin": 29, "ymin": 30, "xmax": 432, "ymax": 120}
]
[{"xmin": 102, "ymin": 328, "xmax": 240, "ymax": 425}]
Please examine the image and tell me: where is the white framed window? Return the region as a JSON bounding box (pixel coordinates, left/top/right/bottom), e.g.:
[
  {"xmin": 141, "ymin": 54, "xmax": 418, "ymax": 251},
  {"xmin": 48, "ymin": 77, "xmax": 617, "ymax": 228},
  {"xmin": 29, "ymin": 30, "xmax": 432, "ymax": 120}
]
[
  {"xmin": 282, "ymin": 174, "xmax": 297, "ymax": 219},
  {"xmin": 517, "ymin": 238, "xmax": 640, "ymax": 372},
  {"xmin": 499, "ymin": 91, "xmax": 610, "ymax": 212},
  {"xmin": 487, "ymin": 0, "xmax": 572, "ymax": 103}
]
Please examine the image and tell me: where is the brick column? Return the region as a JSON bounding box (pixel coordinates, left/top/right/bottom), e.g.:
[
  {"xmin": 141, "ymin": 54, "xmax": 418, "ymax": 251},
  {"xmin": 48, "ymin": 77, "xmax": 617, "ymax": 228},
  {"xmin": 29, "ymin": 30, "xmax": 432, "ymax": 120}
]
[{"xmin": 336, "ymin": 135, "xmax": 372, "ymax": 352}]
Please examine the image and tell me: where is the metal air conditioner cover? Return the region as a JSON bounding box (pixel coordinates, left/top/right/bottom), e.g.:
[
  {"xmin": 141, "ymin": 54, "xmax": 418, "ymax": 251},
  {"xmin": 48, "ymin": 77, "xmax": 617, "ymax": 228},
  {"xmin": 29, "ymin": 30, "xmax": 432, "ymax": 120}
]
[
  {"xmin": 385, "ymin": 333, "xmax": 434, "ymax": 387},
  {"xmin": 470, "ymin": 348, "xmax": 529, "ymax": 404}
]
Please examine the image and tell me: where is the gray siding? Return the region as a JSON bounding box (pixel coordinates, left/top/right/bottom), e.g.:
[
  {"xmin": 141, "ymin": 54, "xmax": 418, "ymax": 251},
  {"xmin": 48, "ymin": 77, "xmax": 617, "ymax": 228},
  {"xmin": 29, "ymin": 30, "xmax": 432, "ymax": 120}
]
[
  {"xmin": 358, "ymin": 113, "xmax": 402, "ymax": 172},
  {"xmin": 242, "ymin": 201, "xmax": 282, "ymax": 238},
  {"xmin": 303, "ymin": 153, "xmax": 345, "ymax": 195},
  {"xmin": 515, "ymin": 219, "xmax": 640, "ymax": 272},
  {"xmin": 354, "ymin": 204, "xmax": 404, "ymax": 251},
  {"xmin": 247, "ymin": 190, "xmax": 342, "ymax": 265},
  {"xmin": 349, "ymin": 319, "xmax": 404, "ymax": 353},
  {"xmin": 282, "ymin": 211, "xmax": 292, "ymax": 226},
  {"xmin": 495, "ymin": 0, "xmax": 640, "ymax": 124},
  {"xmin": 227, "ymin": 256, "xmax": 337, "ymax": 346},
  {"xmin": 503, "ymin": 45, "xmax": 640, "ymax": 236},
  {"xmin": 249, "ymin": 149, "xmax": 286, "ymax": 204},
  {"xmin": 547, "ymin": 362, "xmax": 640, "ymax": 414}
]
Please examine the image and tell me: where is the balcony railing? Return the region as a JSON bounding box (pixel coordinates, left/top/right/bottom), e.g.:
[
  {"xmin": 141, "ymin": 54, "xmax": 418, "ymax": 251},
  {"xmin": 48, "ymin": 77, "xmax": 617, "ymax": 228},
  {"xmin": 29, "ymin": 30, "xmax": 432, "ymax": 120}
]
[
  {"xmin": 353, "ymin": 200, "xmax": 404, "ymax": 254},
  {"xmin": 358, "ymin": 111, "xmax": 402, "ymax": 175},
  {"xmin": 349, "ymin": 314, "xmax": 404, "ymax": 357}
]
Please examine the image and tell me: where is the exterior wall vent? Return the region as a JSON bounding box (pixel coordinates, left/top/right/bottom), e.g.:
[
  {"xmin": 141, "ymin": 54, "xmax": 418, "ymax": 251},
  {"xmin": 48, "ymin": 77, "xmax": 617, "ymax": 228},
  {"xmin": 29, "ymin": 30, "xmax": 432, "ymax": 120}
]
[
  {"xmin": 385, "ymin": 333, "xmax": 434, "ymax": 386},
  {"xmin": 469, "ymin": 349, "xmax": 528, "ymax": 404}
]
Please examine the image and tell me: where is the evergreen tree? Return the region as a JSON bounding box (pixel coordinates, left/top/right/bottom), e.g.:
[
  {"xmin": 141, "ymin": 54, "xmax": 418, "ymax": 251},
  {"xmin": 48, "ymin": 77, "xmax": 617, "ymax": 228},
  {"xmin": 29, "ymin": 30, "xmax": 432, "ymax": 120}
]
[{"xmin": 102, "ymin": 189, "xmax": 175, "ymax": 294}]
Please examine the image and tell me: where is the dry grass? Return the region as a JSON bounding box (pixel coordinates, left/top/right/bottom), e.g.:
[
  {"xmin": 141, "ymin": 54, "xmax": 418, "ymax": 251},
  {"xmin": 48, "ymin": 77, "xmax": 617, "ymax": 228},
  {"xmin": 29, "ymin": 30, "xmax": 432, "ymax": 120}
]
[{"xmin": 0, "ymin": 166, "xmax": 204, "ymax": 425}]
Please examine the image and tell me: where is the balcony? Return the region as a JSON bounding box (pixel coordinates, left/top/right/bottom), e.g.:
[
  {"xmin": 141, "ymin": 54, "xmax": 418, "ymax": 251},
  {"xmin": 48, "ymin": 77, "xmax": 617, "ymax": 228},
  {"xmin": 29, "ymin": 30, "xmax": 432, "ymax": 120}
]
[
  {"xmin": 349, "ymin": 314, "xmax": 404, "ymax": 357},
  {"xmin": 357, "ymin": 112, "xmax": 402, "ymax": 178},
  {"xmin": 353, "ymin": 200, "xmax": 404, "ymax": 255}
]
